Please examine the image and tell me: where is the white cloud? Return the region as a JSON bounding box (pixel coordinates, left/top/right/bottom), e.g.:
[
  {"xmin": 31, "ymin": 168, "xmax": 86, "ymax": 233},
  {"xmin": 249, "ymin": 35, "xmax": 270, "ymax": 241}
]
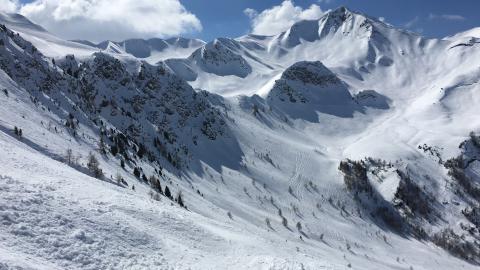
[
  {"xmin": 2, "ymin": 0, "xmax": 202, "ymax": 42},
  {"xmin": 0, "ymin": 0, "xmax": 18, "ymax": 13},
  {"xmin": 428, "ymin": 13, "xmax": 466, "ymax": 21},
  {"xmin": 244, "ymin": 0, "xmax": 325, "ymax": 36},
  {"xmin": 244, "ymin": 8, "xmax": 257, "ymax": 19}
]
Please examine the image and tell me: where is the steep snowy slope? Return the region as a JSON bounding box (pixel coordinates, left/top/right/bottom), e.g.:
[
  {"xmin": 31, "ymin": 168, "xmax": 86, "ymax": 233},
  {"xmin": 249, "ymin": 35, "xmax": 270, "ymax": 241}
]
[
  {"xmin": 1, "ymin": 6, "xmax": 480, "ymax": 270},
  {"xmin": 0, "ymin": 12, "xmax": 97, "ymax": 58}
]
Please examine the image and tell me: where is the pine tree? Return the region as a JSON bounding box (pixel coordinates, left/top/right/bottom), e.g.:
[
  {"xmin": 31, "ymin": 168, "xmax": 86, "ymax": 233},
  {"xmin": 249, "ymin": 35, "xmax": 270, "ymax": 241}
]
[
  {"xmin": 177, "ymin": 192, "xmax": 184, "ymax": 208},
  {"xmin": 133, "ymin": 167, "xmax": 141, "ymax": 178},
  {"xmin": 13, "ymin": 126, "xmax": 18, "ymax": 136},
  {"xmin": 149, "ymin": 176, "xmax": 163, "ymax": 194},
  {"xmin": 164, "ymin": 185, "xmax": 172, "ymax": 199},
  {"xmin": 87, "ymin": 152, "xmax": 103, "ymax": 178},
  {"xmin": 282, "ymin": 217, "xmax": 288, "ymax": 228},
  {"xmin": 296, "ymin": 221, "xmax": 302, "ymax": 231},
  {"xmin": 98, "ymin": 136, "xmax": 106, "ymax": 154},
  {"xmin": 65, "ymin": 149, "xmax": 74, "ymax": 164},
  {"xmin": 110, "ymin": 145, "xmax": 118, "ymax": 156},
  {"xmin": 137, "ymin": 143, "xmax": 146, "ymax": 158}
]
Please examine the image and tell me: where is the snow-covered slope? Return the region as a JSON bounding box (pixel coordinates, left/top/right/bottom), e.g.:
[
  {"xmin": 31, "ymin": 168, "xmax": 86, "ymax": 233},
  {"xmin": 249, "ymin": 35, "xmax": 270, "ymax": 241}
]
[
  {"xmin": 266, "ymin": 61, "xmax": 359, "ymax": 120},
  {"xmin": 1, "ymin": 6, "xmax": 480, "ymax": 270},
  {"xmin": 0, "ymin": 12, "xmax": 97, "ymax": 58},
  {"xmin": 74, "ymin": 37, "xmax": 205, "ymax": 63}
]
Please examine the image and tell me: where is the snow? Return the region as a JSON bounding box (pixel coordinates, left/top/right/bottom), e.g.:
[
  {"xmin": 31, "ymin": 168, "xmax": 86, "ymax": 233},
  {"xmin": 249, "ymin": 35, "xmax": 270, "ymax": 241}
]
[
  {"xmin": 0, "ymin": 6, "xmax": 480, "ymax": 270},
  {"xmin": 72, "ymin": 37, "xmax": 205, "ymax": 63},
  {"xmin": 0, "ymin": 13, "xmax": 98, "ymax": 59}
]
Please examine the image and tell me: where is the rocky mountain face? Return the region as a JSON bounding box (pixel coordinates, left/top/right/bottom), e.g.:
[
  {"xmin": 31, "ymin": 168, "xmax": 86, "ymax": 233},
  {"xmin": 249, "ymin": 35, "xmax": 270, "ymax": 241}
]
[{"xmin": 0, "ymin": 23, "xmax": 228, "ymax": 172}]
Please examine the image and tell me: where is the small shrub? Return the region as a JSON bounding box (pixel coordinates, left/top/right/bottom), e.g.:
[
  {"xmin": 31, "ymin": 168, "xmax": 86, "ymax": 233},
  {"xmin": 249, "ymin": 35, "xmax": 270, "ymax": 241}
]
[
  {"xmin": 87, "ymin": 152, "xmax": 103, "ymax": 179},
  {"xmin": 282, "ymin": 217, "xmax": 288, "ymax": 228},
  {"xmin": 176, "ymin": 191, "xmax": 185, "ymax": 208},
  {"xmin": 296, "ymin": 221, "xmax": 302, "ymax": 231},
  {"xmin": 164, "ymin": 185, "xmax": 172, "ymax": 199},
  {"xmin": 65, "ymin": 149, "xmax": 74, "ymax": 164},
  {"xmin": 133, "ymin": 167, "xmax": 141, "ymax": 178}
]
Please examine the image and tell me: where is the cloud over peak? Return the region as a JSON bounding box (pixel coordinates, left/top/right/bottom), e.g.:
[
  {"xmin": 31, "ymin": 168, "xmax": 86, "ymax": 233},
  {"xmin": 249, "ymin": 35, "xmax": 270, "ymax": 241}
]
[{"xmin": 244, "ymin": 0, "xmax": 325, "ymax": 36}]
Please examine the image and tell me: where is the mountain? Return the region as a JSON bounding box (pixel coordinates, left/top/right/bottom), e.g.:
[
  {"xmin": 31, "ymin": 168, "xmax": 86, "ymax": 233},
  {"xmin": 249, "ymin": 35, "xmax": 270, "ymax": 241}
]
[
  {"xmin": 1, "ymin": 6, "xmax": 480, "ymax": 270},
  {"xmin": 266, "ymin": 61, "xmax": 359, "ymax": 120},
  {"xmin": 73, "ymin": 37, "xmax": 205, "ymax": 63},
  {"xmin": 0, "ymin": 12, "xmax": 97, "ymax": 58}
]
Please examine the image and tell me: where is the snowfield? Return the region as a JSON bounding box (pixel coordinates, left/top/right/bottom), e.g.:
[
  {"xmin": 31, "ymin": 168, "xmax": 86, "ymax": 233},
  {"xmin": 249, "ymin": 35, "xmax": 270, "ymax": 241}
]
[{"xmin": 1, "ymin": 6, "xmax": 480, "ymax": 270}]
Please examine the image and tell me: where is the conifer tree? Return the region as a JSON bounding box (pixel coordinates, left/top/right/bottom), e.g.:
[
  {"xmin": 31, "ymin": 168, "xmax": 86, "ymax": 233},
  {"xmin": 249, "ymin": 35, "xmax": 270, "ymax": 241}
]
[
  {"xmin": 164, "ymin": 185, "xmax": 172, "ymax": 199},
  {"xmin": 177, "ymin": 192, "xmax": 184, "ymax": 208}
]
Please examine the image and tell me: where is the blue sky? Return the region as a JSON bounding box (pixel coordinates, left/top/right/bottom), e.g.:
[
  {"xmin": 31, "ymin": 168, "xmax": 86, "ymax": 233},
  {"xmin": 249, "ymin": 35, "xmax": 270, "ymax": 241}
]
[
  {"xmin": 14, "ymin": 0, "xmax": 480, "ymax": 42},
  {"xmin": 182, "ymin": 0, "xmax": 480, "ymax": 41}
]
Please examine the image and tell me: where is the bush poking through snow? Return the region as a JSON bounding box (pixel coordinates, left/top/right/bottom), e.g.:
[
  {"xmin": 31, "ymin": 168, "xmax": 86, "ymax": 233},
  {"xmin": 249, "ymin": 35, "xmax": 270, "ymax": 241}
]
[
  {"xmin": 282, "ymin": 216, "xmax": 288, "ymax": 228},
  {"xmin": 296, "ymin": 221, "xmax": 302, "ymax": 231},
  {"xmin": 13, "ymin": 126, "xmax": 22, "ymax": 138},
  {"xmin": 87, "ymin": 152, "xmax": 103, "ymax": 179},
  {"xmin": 149, "ymin": 176, "xmax": 163, "ymax": 194},
  {"xmin": 266, "ymin": 218, "xmax": 271, "ymax": 229},
  {"xmin": 65, "ymin": 148, "xmax": 74, "ymax": 165},
  {"xmin": 133, "ymin": 167, "xmax": 141, "ymax": 178},
  {"xmin": 164, "ymin": 185, "xmax": 172, "ymax": 200},
  {"xmin": 176, "ymin": 191, "xmax": 185, "ymax": 208}
]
